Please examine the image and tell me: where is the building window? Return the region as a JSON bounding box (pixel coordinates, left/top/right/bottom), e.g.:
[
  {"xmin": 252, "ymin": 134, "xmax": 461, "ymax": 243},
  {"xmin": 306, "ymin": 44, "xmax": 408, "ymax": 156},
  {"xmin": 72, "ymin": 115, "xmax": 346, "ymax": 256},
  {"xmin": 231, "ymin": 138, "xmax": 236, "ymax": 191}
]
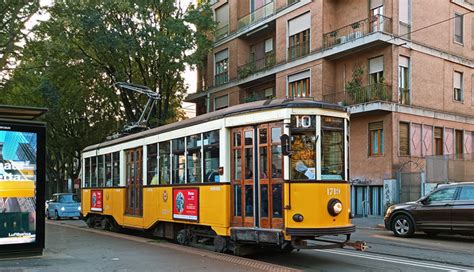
[
  {"xmin": 214, "ymin": 3, "xmax": 229, "ymax": 40},
  {"xmin": 454, "ymin": 13, "xmax": 463, "ymax": 44},
  {"xmin": 214, "ymin": 94, "xmax": 228, "ymax": 110},
  {"xmin": 398, "ymin": 56, "xmax": 410, "ymax": 105},
  {"xmin": 369, "ymin": 122, "xmax": 384, "ymax": 156},
  {"xmin": 288, "ymin": 13, "xmax": 310, "ymax": 60},
  {"xmin": 369, "ymin": 56, "xmax": 384, "ymax": 84},
  {"xmin": 434, "ymin": 127, "xmax": 443, "ymax": 155},
  {"xmin": 399, "ymin": 122, "xmax": 410, "ymax": 156},
  {"xmin": 288, "ymin": 70, "xmax": 310, "ymax": 98},
  {"xmin": 455, "ymin": 130, "xmax": 463, "ymax": 157},
  {"xmin": 370, "ymin": 0, "xmax": 384, "ymax": 32},
  {"xmin": 215, "ymin": 49, "xmax": 228, "ymax": 86},
  {"xmin": 398, "ymin": 0, "xmax": 411, "ymax": 38},
  {"xmin": 454, "ymin": 71, "xmax": 463, "ymax": 102}
]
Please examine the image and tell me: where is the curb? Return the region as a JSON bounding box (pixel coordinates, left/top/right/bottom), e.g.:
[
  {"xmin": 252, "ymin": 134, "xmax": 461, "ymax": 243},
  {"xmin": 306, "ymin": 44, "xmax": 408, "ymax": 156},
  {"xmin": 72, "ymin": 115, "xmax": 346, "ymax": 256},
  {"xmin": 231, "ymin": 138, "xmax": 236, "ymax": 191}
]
[{"xmin": 47, "ymin": 221, "xmax": 301, "ymax": 272}]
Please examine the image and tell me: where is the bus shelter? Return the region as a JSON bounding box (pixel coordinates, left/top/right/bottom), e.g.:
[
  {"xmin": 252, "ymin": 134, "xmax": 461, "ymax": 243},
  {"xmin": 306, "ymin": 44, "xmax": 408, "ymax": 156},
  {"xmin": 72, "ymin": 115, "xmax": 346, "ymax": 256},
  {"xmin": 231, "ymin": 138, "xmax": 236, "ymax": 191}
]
[{"xmin": 0, "ymin": 105, "xmax": 47, "ymax": 257}]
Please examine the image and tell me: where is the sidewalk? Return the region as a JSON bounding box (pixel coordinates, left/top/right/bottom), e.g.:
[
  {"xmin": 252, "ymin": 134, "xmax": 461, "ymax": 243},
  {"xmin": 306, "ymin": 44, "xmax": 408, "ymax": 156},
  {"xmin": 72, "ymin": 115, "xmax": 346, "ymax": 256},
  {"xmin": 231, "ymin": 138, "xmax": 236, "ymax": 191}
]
[{"xmin": 352, "ymin": 216, "xmax": 385, "ymax": 230}]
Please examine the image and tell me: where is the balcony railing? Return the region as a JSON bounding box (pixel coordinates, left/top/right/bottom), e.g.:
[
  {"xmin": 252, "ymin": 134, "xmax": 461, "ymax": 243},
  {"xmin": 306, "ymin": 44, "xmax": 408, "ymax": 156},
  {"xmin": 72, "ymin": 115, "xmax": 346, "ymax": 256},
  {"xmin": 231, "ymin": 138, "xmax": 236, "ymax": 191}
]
[
  {"xmin": 215, "ymin": 24, "xmax": 229, "ymax": 41},
  {"xmin": 399, "ymin": 87, "xmax": 410, "ymax": 105},
  {"xmin": 237, "ymin": 1, "xmax": 275, "ymax": 30},
  {"xmin": 323, "ymin": 83, "xmax": 392, "ymax": 105},
  {"xmin": 237, "ymin": 51, "xmax": 276, "ymax": 79},
  {"xmin": 214, "ymin": 72, "xmax": 229, "ymax": 86},
  {"xmin": 323, "ymin": 14, "xmax": 392, "ymax": 48},
  {"xmin": 287, "ymin": 40, "xmax": 310, "ymax": 60}
]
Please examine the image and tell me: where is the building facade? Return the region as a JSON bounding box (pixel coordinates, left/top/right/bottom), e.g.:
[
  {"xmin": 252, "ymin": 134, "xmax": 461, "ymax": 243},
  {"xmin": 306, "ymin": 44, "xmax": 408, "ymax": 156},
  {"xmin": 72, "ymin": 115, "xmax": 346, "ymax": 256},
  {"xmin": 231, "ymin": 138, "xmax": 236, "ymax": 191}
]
[{"xmin": 186, "ymin": 0, "xmax": 474, "ymax": 216}]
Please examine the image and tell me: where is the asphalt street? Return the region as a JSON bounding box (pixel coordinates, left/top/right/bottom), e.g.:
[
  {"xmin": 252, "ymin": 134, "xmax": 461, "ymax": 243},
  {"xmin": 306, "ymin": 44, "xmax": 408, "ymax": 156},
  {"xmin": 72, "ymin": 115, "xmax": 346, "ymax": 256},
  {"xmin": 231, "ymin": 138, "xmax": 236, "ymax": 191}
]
[{"xmin": 1, "ymin": 219, "xmax": 473, "ymax": 272}]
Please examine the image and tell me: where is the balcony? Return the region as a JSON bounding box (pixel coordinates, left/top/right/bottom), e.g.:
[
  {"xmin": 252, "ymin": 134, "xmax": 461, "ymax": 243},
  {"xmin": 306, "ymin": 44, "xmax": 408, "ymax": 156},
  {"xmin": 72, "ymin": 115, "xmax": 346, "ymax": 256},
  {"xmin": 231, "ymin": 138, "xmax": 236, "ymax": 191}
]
[
  {"xmin": 238, "ymin": 1, "xmax": 275, "ymax": 31},
  {"xmin": 323, "ymin": 83, "xmax": 392, "ymax": 105},
  {"xmin": 288, "ymin": 40, "xmax": 310, "ymax": 61},
  {"xmin": 215, "ymin": 25, "xmax": 229, "ymax": 41},
  {"xmin": 323, "ymin": 15, "xmax": 392, "ymax": 48},
  {"xmin": 237, "ymin": 52, "xmax": 276, "ymax": 79}
]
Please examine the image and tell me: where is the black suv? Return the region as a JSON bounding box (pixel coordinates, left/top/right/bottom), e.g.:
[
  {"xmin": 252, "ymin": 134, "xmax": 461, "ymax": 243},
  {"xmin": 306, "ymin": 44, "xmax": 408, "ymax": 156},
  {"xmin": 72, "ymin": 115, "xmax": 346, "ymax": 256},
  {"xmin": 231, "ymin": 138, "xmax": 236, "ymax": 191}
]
[{"xmin": 384, "ymin": 182, "xmax": 474, "ymax": 237}]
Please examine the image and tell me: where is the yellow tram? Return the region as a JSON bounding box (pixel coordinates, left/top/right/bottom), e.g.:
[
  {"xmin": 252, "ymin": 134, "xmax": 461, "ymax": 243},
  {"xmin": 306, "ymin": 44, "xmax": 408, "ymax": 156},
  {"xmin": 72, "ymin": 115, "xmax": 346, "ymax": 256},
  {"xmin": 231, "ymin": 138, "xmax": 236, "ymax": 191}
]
[{"xmin": 80, "ymin": 99, "xmax": 361, "ymax": 254}]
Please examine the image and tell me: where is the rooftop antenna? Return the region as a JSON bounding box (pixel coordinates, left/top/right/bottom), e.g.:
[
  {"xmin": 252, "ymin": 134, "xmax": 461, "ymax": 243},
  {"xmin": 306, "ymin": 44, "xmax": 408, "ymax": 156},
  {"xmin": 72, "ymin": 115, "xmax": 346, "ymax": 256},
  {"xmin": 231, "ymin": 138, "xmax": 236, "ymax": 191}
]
[{"xmin": 107, "ymin": 82, "xmax": 161, "ymax": 140}]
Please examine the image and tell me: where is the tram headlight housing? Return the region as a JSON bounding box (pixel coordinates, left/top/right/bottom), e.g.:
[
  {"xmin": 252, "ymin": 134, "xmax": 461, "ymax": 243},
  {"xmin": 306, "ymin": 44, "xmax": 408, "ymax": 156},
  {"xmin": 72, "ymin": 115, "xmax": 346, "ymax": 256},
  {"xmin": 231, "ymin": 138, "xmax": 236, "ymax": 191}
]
[
  {"xmin": 328, "ymin": 199, "xmax": 343, "ymax": 216},
  {"xmin": 292, "ymin": 213, "xmax": 304, "ymax": 222}
]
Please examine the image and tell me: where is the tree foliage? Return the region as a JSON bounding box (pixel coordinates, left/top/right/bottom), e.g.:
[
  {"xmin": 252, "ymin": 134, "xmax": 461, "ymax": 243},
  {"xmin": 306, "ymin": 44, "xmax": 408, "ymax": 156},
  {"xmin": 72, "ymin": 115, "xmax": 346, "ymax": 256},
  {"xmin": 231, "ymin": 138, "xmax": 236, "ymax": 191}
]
[{"xmin": 0, "ymin": 0, "xmax": 215, "ymax": 194}]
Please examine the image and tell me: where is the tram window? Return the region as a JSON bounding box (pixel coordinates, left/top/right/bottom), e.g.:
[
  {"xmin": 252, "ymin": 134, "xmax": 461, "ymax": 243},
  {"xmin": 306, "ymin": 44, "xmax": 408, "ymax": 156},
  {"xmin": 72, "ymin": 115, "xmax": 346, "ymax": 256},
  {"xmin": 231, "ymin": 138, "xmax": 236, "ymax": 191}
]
[
  {"xmin": 260, "ymin": 184, "xmax": 269, "ymax": 217},
  {"xmin": 98, "ymin": 155, "xmax": 105, "ymax": 187},
  {"xmin": 271, "ymin": 146, "xmax": 283, "ymax": 178},
  {"xmin": 321, "ymin": 116, "xmax": 344, "ymax": 180},
  {"xmin": 244, "ymin": 131, "xmax": 253, "ymax": 146},
  {"xmin": 233, "ymin": 132, "xmax": 241, "ymax": 147},
  {"xmin": 234, "ymin": 185, "xmax": 242, "ymax": 216},
  {"xmin": 85, "ymin": 158, "xmax": 90, "ymax": 187},
  {"xmin": 159, "ymin": 141, "xmax": 170, "ymax": 184},
  {"xmin": 259, "ymin": 147, "xmax": 268, "ymax": 179},
  {"xmin": 290, "ymin": 132, "xmax": 316, "ymax": 180},
  {"xmin": 204, "ymin": 130, "xmax": 220, "ymax": 183},
  {"xmin": 272, "ymin": 184, "xmax": 283, "ymax": 218},
  {"xmin": 91, "ymin": 156, "xmax": 97, "ymax": 187},
  {"xmin": 112, "ymin": 152, "xmax": 120, "ymax": 186},
  {"xmin": 244, "ymin": 148, "xmax": 253, "ymax": 179},
  {"xmin": 234, "ymin": 149, "xmax": 242, "ymax": 180},
  {"xmin": 245, "ymin": 185, "xmax": 253, "ymax": 217},
  {"xmin": 271, "ymin": 127, "xmax": 281, "ymax": 143},
  {"xmin": 105, "ymin": 153, "xmax": 112, "ymax": 187},
  {"xmin": 187, "ymin": 134, "xmax": 202, "ymax": 183},
  {"xmin": 147, "ymin": 144, "xmax": 158, "ymax": 185},
  {"xmin": 172, "ymin": 138, "xmax": 186, "ymax": 184},
  {"xmin": 259, "ymin": 128, "xmax": 267, "ymax": 144}
]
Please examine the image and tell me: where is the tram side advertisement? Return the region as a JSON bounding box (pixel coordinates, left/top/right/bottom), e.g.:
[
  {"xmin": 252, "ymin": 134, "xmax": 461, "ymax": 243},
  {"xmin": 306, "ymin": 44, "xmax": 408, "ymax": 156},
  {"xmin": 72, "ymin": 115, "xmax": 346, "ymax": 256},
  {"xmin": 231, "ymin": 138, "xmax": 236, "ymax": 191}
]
[
  {"xmin": 0, "ymin": 129, "xmax": 37, "ymax": 245},
  {"xmin": 173, "ymin": 188, "xmax": 199, "ymax": 221}
]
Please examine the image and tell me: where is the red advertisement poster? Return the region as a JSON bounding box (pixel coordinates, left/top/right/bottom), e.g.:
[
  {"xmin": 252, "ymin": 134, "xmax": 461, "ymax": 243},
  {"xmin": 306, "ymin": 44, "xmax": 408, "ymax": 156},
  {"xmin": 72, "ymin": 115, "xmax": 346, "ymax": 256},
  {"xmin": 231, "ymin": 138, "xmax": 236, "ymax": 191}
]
[
  {"xmin": 91, "ymin": 189, "xmax": 103, "ymax": 212},
  {"xmin": 173, "ymin": 188, "xmax": 199, "ymax": 221}
]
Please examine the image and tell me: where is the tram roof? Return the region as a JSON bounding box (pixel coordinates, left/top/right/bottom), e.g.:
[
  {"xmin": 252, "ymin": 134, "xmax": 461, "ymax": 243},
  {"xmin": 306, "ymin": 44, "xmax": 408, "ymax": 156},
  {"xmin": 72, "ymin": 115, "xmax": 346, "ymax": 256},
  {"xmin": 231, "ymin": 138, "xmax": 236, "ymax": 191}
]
[{"xmin": 83, "ymin": 99, "xmax": 345, "ymax": 152}]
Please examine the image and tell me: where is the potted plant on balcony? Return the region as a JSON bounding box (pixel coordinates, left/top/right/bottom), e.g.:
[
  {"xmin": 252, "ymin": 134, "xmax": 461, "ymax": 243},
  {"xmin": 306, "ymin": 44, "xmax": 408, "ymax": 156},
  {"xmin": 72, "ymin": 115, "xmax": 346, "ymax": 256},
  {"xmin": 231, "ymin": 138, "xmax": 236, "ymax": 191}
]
[
  {"xmin": 238, "ymin": 55, "xmax": 256, "ymax": 79},
  {"xmin": 345, "ymin": 64, "xmax": 364, "ymax": 104}
]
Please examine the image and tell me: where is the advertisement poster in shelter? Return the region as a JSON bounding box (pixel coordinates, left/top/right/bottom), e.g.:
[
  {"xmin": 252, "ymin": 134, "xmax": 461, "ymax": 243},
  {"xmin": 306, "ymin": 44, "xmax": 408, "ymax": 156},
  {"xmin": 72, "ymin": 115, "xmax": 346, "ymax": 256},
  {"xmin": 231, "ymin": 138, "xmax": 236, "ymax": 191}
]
[
  {"xmin": 91, "ymin": 190, "xmax": 103, "ymax": 212},
  {"xmin": 0, "ymin": 129, "xmax": 38, "ymax": 246},
  {"xmin": 172, "ymin": 188, "xmax": 199, "ymax": 221}
]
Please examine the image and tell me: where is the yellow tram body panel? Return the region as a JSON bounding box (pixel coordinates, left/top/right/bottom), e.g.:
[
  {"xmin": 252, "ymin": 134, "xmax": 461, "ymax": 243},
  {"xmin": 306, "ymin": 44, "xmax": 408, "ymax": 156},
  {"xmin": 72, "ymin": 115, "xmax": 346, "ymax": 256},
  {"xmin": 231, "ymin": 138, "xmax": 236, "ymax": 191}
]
[
  {"xmin": 284, "ymin": 182, "xmax": 352, "ymax": 230},
  {"xmin": 81, "ymin": 184, "xmax": 231, "ymax": 236}
]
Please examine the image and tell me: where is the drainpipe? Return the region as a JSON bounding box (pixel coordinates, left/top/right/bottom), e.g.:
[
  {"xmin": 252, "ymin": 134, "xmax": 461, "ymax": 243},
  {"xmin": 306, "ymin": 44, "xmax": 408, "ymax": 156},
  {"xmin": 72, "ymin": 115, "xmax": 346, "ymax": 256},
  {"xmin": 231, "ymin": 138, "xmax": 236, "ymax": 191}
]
[{"xmin": 206, "ymin": 93, "xmax": 211, "ymax": 113}]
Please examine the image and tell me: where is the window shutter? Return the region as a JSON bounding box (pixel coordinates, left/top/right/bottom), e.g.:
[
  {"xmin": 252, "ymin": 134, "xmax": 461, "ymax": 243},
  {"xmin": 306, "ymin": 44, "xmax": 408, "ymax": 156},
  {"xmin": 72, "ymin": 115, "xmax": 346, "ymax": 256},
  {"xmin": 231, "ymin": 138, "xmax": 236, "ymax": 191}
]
[
  {"xmin": 215, "ymin": 4, "xmax": 229, "ymax": 28},
  {"xmin": 288, "ymin": 70, "xmax": 310, "ymax": 83},
  {"xmin": 370, "ymin": 0, "xmax": 384, "ymax": 9},
  {"xmin": 444, "ymin": 128, "xmax": 454, "ymax": 154},
  {"xmin": 369, "ymin": 122, "xmax": 383, "ymax": 131},
  {"xmin": 214, "ymin": 95, "xmax": 228, "ymax": 110},
  {"xmin": 288, "ymin": 12, "xmax": 310, "ymax": 36},
  {"xmin": 399, "ymin": 0, "xmax": 410, "ymax": 24},
  {"xmin": 265, "ymin": 38, "xmax": 273, "ymax": 53},
  {"xmin": 215, "ymin": 49, "xmax": 228, "ymax": 63},
  {"xmin": 399, "ymin": 122, "xmax": 409, "ymax": 155},
  {"xmin": 422, "ymin": 125, "xmax": 433, "ymax": 156},
  {"xmin": 399, "ymin": 56, "xmax": 409, "ymax": 68},
  {"xmin": 410, "ymin": 123, "xmax": 422, "ymax": 156},
  {"xmin": 465, "ymin": 131, "xmax": 472, "ymax": 154},
  {"xmin": 454, "ymin": 71, "xmax": 462, "ymax": 89},
  {"xmin": 455, "ymin": 14, "xmax": 463, "ymax": 38},
  {"xmin": 369, "ymin": 56, "xmax": 384, "ymax": 74}
]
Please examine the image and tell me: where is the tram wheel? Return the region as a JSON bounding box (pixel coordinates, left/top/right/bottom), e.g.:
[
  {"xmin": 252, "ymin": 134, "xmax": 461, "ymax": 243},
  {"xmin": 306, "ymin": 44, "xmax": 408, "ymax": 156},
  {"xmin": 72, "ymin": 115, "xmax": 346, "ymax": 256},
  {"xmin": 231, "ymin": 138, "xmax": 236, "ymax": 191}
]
[
  {"xmin": 100, "ymin": 217, "xmax": 111, "ymax": 230},
  {"xmin": 86, "ymin": 216, "xmax": 95, "ymax": 228},
  {"xmin": 213, "ymin": 235, "xmax": 228, "ymax": 253},
  {"xmin": 176, "ymin": 229, "xmax": 191, "ymax": 245}
]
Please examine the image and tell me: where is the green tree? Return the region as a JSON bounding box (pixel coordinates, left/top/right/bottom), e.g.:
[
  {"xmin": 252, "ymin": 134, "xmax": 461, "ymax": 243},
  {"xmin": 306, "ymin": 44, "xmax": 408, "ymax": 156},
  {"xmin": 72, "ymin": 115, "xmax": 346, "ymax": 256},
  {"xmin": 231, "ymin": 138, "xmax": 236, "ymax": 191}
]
[
  {"xmin": 0, "ymin": 1, "xmax": 39, "ymax": 86},
  {"xmin": 1, "ymin": 0, "xmax": 215, "ymax": 194}
]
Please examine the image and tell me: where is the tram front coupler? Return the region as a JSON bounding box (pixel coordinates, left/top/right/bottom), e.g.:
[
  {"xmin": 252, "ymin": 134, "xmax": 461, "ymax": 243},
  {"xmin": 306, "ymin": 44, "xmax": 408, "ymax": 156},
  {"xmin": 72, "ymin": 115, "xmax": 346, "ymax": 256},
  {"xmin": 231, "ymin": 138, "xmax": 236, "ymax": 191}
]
[{"xmin": 345, "ymin": 240, "xmax": 369, "ymax": 251}]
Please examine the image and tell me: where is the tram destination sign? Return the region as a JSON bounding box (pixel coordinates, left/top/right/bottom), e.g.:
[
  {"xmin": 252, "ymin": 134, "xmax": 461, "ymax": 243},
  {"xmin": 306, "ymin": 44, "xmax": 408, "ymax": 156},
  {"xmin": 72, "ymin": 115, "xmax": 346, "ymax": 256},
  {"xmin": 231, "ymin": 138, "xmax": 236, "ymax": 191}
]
[{"xmin": 172, "ymin": 188, "xmax": 199, "ymax": 221}]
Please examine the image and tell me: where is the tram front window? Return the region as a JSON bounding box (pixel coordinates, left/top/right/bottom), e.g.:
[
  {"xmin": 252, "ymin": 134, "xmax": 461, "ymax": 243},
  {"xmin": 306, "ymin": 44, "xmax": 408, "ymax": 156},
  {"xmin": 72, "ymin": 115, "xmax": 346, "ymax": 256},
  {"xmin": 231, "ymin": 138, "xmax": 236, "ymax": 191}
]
[{"xmin": 321, "ymin": 116, "xmax": 344, "ymax": 180}]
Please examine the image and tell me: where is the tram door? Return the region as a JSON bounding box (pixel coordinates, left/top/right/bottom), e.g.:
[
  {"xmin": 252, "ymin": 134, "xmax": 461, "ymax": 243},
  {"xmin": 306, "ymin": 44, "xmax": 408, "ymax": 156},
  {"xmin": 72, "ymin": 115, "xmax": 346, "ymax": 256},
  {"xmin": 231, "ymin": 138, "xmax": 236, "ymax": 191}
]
[
  {"xmin": 125, "ymin": 147, "xmax": 143, "ymax": 216},
  {"xmin": 231, "ymin": 123, "xmax": 284, "ymax": 229}
]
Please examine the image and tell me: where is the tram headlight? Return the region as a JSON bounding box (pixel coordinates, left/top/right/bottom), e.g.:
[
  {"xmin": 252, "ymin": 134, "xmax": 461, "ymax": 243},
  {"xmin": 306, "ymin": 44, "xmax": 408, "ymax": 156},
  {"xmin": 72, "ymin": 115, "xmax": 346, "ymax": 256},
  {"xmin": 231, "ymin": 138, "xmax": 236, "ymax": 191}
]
[
  {"xmin": 327, "ymin": 199, "xmax": 343, "ymax": 216},
  {"xmin": 292, "ymin": 213, "xmax": 304, "ymax": 222}
]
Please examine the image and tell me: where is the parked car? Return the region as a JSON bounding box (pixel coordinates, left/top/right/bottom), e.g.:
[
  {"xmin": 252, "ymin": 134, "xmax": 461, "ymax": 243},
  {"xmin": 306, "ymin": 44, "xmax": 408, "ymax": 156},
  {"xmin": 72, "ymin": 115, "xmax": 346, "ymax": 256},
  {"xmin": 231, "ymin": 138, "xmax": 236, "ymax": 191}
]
[
  {"xmin": 46, "ymin": 193, "xmax": 81, "ymax": 220},
  {"xmin": 384, "ymin": 182, "xmax": 474, "ymax": 237}
]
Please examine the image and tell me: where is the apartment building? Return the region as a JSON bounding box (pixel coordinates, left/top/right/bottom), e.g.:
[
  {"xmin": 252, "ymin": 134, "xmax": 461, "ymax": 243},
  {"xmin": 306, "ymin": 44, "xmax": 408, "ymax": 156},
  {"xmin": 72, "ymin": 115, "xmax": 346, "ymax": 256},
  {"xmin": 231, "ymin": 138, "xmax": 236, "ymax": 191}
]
[{"xmin": 186, "ymin": 0, "xmax": 474, "ymax": 216}]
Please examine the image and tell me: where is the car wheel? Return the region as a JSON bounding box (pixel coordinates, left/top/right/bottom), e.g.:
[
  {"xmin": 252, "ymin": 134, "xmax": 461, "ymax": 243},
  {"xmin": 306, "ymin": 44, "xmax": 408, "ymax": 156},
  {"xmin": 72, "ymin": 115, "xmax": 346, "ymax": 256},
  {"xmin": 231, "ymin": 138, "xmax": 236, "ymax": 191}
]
[
  {"xmin": 55, "ymin": 210, "xmax": 61, "ymax": 220},
  {"xmin": 391, "ymin": 214, "xmax": 414, "ymax": 238},
  {"xmin": 46, "ymin": 209, "xmax": 51, "ymax": 220}
]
